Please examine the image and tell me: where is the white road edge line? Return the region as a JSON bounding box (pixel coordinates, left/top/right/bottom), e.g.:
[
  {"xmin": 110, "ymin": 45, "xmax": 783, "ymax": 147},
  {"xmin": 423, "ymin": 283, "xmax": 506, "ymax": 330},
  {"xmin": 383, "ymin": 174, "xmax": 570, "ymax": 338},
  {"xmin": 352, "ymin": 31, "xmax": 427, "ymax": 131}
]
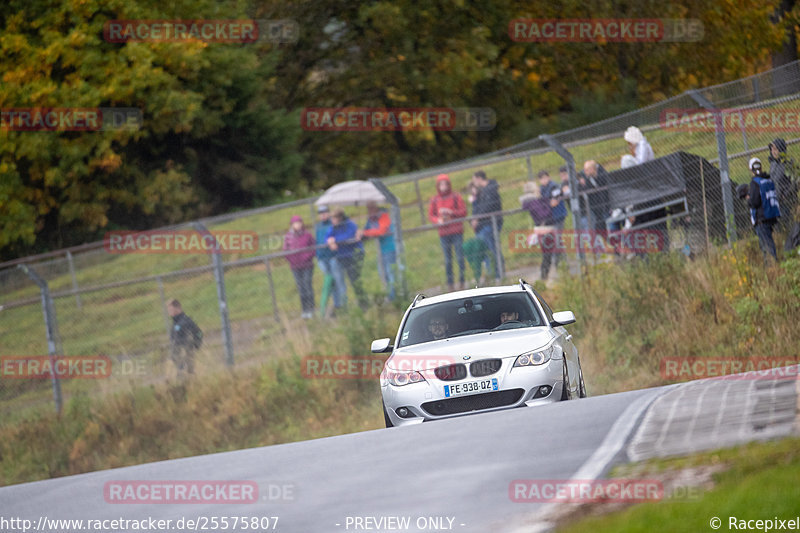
[{"xmin": 507, "ymin": 385, "xmax": 681, "ymax": 533}]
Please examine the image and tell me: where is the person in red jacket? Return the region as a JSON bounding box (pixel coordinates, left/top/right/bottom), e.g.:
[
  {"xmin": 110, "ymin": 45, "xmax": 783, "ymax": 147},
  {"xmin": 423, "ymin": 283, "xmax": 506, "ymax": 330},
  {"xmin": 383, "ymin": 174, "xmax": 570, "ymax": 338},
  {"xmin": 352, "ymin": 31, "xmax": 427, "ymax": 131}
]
[
  {"xmin": 429, "ymin": 174, "xmax": 467, "ymax": 290},
  {"xmin": 283, "ymin": 215, "xmax": 316, "ymax": 318}
]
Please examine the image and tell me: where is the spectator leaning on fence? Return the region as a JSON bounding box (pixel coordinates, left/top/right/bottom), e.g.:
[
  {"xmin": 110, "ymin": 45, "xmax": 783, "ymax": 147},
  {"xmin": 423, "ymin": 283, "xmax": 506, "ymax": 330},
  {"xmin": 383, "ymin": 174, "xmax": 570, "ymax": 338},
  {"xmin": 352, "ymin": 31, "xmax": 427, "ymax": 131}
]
[
  {"xmin": 326, "ymin": 208, "xmax": 369, "ymax": 309},
  {"xmin": 429, "ymin": 173, "xmax": 467, "ymax": 291},
  {"xmin": 283, "ymin": 215, "xmax": 316, "ymax": 319},
  {"xmin": 582, "ymin": 160, "xmax": 611, "ymax": 231},
  {"xmin": 623, "ymin": 126, "xmax": 655, "ymax": 165},
  {"xmin": 358, "ymin": 201, "xmax": 397, "ymax": 301},
  {"xmin": 470, "ymin": 170, "xmax": 504, "ymax": 281},
  {"xmin": 537, "ymin": 170, "xmax": 567, "ymax": 280},
  {"xmin": 315, "ymin": 205, "xmax": 346, "ymax": 317},
  {"xmin": 768, "ymin": 138, "xmax": 798, "ymax": 248},
  {"xmin": 747, "ymin": 157, "xmax": 781, "ymax": 261},
  {"xmin": 167, "ymin": 299, "xmax": 203, "ymax": 377}
]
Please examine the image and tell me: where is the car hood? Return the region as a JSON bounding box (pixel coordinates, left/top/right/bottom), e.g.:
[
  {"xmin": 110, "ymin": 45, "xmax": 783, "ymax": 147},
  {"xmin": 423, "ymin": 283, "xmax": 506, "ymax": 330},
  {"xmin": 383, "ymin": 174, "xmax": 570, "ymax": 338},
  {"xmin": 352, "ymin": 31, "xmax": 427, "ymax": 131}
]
[{"xmin": 388, "ymin": 327, "xmax": 555, "ymax": 369}]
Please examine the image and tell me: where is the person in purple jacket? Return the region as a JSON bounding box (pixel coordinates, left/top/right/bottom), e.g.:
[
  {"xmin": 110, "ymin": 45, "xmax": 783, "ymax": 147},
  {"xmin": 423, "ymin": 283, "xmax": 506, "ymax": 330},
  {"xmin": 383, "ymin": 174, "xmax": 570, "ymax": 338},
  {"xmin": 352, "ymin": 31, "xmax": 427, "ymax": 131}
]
[{"xmin": 283, "ymin": 215, "xmax": 316, "ymax": 318}]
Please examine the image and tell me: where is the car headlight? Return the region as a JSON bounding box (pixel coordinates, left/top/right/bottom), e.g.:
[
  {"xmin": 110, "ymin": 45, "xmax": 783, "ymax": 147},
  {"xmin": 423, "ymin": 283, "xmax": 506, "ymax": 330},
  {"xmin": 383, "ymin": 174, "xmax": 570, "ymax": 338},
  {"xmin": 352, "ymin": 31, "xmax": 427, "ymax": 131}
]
[
  {"xmin": 513, "ymin": 345, "xmax": 554, "ymax": 367},
  {"xmin": 381, "ymin": 369, "xmax": 426, "ymax": 386}
]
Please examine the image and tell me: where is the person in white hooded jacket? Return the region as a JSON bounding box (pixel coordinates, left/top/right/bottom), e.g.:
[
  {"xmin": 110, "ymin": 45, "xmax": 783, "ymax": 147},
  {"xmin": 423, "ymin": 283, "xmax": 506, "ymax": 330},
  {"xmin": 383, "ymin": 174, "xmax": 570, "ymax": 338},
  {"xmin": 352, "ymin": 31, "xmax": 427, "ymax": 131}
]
[{"xmin": 622, "ymin": 126, "xmax": 655, "ymax": 165}]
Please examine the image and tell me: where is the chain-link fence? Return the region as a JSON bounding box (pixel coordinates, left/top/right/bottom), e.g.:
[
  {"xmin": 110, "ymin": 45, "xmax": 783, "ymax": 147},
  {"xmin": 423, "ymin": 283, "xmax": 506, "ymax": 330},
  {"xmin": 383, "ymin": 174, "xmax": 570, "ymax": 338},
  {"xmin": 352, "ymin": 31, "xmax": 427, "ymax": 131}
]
[{"xmin": 2, "ymin": 61, "xmax": 799, "ymax": 416}]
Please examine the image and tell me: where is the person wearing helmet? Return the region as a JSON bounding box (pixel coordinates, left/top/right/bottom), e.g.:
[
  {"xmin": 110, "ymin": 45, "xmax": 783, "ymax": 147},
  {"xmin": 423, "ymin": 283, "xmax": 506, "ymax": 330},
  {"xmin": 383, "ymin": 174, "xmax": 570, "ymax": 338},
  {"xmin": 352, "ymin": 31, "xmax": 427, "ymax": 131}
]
[{"xmin": 747, "ymin": 157, "xmax": 781, "ymax": 261}]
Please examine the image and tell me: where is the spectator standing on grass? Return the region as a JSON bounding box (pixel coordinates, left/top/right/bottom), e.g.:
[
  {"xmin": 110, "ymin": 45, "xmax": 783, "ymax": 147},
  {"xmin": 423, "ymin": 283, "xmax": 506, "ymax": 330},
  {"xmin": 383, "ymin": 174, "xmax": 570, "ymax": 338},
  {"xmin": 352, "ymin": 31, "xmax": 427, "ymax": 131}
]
[
  {"xmin": 429, "ymin": 174, "xmax": 467, "ymax": 291},
  {"xmin": 314, "ymin": 206, "xmax": 345, "ymax": 317},
  {"xmin": 167, "ymin": 299, "xmax": 203, "ymax": 376},
  {"xmin": 471, "ymin": 170, "xmax": 504, "ymax": 281},
  {"xmin": 622, "ymin": 126, "xmax": 655, "ymax": 165},
  {"xmin": 583, "ymin": 160, "xmax": 612, "ymax": 231},
  {"xmin": 747, "ymin": 157, "xmax": 781, "ymax": 261},
  {"xmin": 768, "ymin": 138, "xmax": 799, "ymax": 252},
  {"xmin": 358, "ymin": 201, "xmax": 397, "ymax": 301},
  {"xmin": 283, "ymin": 215, "xmax": 316, "ymax": 319},
  {"xmin": 326, "ymin": 208, "xmax": 368, "ymax": 309},
  {"xmin": 537, "ymin": 170, "xmax": 567, "ymax": 280}
]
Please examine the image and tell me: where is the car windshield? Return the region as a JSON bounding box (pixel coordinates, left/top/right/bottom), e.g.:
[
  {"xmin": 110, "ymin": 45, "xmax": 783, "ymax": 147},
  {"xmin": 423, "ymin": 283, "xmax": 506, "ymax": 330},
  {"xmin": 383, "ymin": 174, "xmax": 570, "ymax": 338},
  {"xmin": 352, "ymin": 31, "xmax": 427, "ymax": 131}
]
[{"xmin": 398, "ymin": 292, "xmax": 544, "ymax": 347}]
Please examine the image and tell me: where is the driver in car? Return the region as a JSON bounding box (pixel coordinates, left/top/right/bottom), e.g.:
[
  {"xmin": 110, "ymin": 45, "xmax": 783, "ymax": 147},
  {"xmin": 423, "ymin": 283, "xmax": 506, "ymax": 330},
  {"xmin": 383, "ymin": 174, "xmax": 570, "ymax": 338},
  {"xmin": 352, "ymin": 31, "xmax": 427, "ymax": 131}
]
[
  {"xmin": 428, "ymin": 315, "xmax": 450, "ymax": 340},
  {"xmin": 499, "ymin": 310, "xmax": 519, "ymax": 325}
]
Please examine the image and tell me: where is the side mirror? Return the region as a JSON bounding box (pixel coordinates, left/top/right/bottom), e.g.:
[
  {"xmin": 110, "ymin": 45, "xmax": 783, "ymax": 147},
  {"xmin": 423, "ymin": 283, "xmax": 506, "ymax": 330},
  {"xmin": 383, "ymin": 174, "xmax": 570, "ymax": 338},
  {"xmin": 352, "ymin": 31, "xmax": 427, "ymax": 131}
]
[
  {"xmin": 371, "ymin": 338, "xmax": 394, "ymax": 353},
  {"xmin": 551, "ymin": 311, "xmax": 576, "ymax": 326}
]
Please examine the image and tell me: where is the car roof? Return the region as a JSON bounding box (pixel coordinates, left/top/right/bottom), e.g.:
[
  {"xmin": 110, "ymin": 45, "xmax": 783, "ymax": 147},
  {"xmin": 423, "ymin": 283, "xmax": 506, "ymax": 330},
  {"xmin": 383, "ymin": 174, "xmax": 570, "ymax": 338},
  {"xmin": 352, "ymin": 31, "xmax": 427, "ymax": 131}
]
[{"xmin": 412, "ymin": 284, "xmax": 531, "ymax": 308}]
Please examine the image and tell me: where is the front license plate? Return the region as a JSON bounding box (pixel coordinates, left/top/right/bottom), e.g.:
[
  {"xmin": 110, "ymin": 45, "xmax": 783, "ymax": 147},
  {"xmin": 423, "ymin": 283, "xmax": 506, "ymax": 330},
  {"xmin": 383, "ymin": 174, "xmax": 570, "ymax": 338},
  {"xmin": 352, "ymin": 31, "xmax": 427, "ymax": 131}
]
[{"xmin": 444, "ymin": 378, "xmax": 498, "ymax": 398}]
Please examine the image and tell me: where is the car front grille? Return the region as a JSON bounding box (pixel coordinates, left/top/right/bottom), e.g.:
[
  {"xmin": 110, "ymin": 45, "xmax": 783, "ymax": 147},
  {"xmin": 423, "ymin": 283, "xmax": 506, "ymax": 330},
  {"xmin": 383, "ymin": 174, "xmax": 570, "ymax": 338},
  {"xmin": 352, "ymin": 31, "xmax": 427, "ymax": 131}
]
[
  {"xmin": 421, "ymin": 389, "xmax": 525, "ymax": 416},
  {"xmin": 470, "ymin": 358, "xmax": 502, "ymax": 377},
  {"xmin": 434, "ymin": 363, "xmax": 467, "ymax": 381}
]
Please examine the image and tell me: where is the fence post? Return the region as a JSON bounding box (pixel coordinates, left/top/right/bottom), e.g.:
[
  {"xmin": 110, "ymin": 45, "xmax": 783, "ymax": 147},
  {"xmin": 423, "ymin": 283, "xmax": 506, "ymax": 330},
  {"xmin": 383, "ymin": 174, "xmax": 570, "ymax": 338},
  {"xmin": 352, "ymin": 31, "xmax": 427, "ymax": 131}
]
[
  {"xmin": 538, "ymin": 134, "xmax": 586, "ymax": 274},
  {"xmin": 66, "ymin": 250, "xmax": 82, "ymax": 310},
  {"xmin": 688, "ymin": 90, "xmax": 737, "ymax": 244},
  {"xmin": 490, "ymin": 214, "xmax": 505, "ymax": 280},
  {"xmin": 526, "ymin": 155, "xmax": 534, "ymax": 182},
  {"xmin": 369, "ymin": 179, "xmax": 408, "ymax": 299},
  {"xmin": 156, "ymin": 276, "xmax": 172, "ymax": 340},
  {"xmin": 17, "ymin": 264, "xmax": 63, "ymax": 414},
  {"xmin": 264, "ymin": 258, "xmax": 280, "ymax": 322},
  {"xmin": 192, "ymin": 222, "xmax": 234, "ymax": 367},
  {"xmin": 414, "ymin": 178, "xmax": 426, "ymax": 225}
]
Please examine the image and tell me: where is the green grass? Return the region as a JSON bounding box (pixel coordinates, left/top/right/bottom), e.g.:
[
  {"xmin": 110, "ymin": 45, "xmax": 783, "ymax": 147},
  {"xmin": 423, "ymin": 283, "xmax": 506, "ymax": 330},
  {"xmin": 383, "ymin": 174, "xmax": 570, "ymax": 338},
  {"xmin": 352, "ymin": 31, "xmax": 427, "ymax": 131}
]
[{"xmin": 559, "ymin": 437, "xmax": 800, "ymax": 533}]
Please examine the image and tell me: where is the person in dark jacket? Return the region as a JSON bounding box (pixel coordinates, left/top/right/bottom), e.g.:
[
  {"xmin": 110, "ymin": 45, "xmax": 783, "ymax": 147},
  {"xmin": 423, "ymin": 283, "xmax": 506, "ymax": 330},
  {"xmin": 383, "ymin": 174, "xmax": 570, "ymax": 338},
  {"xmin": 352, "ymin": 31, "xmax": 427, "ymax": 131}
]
[
  {"xmin": 582, "ymin": 160, "xmax": 611, "ymax": 230},
  {"xmin": 769, "ymin": 138, "xmax": 795, "ymax": 217},
  {"xmin": 167, "ymin": 299, "xmax": 203, "ymax": 376},
  {"xmin": 470, "ymin": 170, "xmax": 504, "ymax": 280},
  {"xmin": 283, "ymin": 215, "xmax": 316, "ymax": 318},
  {"xmin": 326, "ymin": 208, "xmax": 368, "ymax": 309},
  {"xmin": 537, "ymin": 170, "xmax": 567, "ymax": 280},
  {"xmin": 768, "ymin": 138, "xmax": 799, "ymax": 251},
  {"xmin": 747, "ymin": 157, "xmax": 781, "ymax": 261},
  {"xmin": 429, "ymin": 174, "xmax": 467, "ymax": 290}
]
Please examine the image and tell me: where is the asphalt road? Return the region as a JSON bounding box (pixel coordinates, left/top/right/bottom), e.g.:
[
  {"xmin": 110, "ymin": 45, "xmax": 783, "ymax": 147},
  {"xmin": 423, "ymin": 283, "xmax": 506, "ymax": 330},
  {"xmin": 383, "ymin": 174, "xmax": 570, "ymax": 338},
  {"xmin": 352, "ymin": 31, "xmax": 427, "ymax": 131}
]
[{"xmin": 1, "ymin": 372, "xmax": 796, "ymax": 533}]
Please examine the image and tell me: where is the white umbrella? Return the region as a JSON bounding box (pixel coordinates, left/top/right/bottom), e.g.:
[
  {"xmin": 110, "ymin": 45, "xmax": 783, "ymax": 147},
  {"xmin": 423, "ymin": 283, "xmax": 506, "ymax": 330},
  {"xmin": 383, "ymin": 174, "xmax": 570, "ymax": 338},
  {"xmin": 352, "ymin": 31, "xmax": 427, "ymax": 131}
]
[{"xmin": 314, "ymin": 180, "xmax": 387, "ymax": 207}]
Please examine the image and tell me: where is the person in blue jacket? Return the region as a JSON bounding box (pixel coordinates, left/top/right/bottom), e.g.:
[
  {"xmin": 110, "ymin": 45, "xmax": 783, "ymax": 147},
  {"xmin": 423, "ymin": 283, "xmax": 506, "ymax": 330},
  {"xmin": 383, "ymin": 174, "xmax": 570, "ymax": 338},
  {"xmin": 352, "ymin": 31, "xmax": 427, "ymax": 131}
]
[
  {"xmin": 326, "ymin": 208, "xmax": 368, "ymax": 309},
  {"xmin": 314, "ymin": 205, "xmax": 346, "ymax": 317},
  {"xmin": 747, "ymin": 157, "xmax": 781, "ymax": 261}
]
